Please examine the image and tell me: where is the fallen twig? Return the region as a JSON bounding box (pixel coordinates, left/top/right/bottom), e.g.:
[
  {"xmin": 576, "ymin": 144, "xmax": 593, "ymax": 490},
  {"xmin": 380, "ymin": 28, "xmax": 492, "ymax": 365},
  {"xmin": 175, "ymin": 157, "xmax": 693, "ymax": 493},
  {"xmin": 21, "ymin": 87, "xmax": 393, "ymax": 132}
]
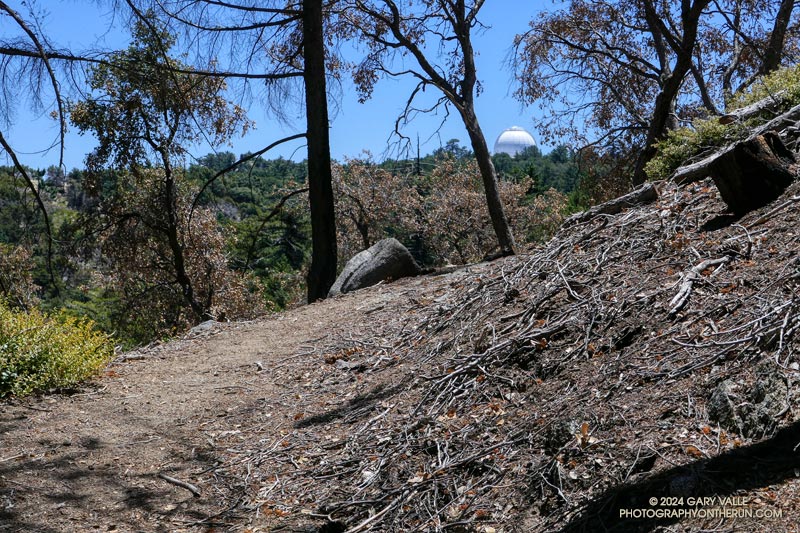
[
  {"xmin": 669, "ymin": 257, "xmax": 731, "ymax": 316},
  {"xmin": 158, "ymin": 473, "xmax": 202, "ymax": 497}
]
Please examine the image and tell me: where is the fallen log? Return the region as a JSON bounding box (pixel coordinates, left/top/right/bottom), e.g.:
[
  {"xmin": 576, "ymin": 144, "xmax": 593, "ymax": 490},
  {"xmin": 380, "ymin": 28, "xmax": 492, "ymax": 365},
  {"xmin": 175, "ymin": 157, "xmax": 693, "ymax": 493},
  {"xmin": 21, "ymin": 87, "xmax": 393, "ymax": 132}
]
[
  {"xmin": 718, "ymin": 90, "xmax": 786, "ymax": 125},
  {"xmin": 672, "ymin": 101, "xmax": 800, "ymax": 185},
  {"xmin": 562, "ymin": 182, "xmax": 659, "ymax": 228}
]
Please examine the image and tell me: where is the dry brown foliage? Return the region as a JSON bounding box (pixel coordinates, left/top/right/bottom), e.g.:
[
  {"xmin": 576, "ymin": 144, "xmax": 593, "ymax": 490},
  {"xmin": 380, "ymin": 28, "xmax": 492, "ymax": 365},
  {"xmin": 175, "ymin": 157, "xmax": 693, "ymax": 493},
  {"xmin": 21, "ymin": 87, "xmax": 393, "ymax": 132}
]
[
  {"xmin": 0, "ymin": 243, "xmax": 40, "ymax": 309},
  {"xmin": 95, "ymin": 169, "xmax": 265, "ymax": 339},
  {"xmin": 334, "ymin": 155, "xmax": 568, "ymax": 265}
]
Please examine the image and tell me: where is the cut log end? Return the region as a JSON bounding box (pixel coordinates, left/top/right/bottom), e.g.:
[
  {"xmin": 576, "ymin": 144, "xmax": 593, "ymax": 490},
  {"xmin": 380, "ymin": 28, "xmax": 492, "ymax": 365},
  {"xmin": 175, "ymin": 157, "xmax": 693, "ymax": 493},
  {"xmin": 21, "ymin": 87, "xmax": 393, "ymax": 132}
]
[{"xmin": 709, "ymin": 132, "xmax": 797, "ymax": 215}]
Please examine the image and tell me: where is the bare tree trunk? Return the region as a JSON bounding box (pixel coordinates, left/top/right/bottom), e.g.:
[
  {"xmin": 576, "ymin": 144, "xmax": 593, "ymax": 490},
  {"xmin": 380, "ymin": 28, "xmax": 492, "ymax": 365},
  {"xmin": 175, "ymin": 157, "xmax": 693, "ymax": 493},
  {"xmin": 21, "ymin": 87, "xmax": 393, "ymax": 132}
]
[
  {"xmin": 455, "ymin": 1, "xmax": 515, "ymax": 256},
  {"xmin": 303, "ymin": 0, "xmax": 337, "ymax": 302},
  {"xmin": 758, "ymin": 0, "xmax": 795, "ymax": 76},
  {"xmin": 633, "ymin": 0, "xmax": 710, "ymax": 185},
  {"xmin": 462, "ymin": 107, "xmax": 516, "ymax": 255},
  {"xmin": 161, "ymin": 159, "xmax": 208, "ymax": 321},
  {"xmin": 633, "ymin": 85, "xmax": 681, "ymax": 185}
]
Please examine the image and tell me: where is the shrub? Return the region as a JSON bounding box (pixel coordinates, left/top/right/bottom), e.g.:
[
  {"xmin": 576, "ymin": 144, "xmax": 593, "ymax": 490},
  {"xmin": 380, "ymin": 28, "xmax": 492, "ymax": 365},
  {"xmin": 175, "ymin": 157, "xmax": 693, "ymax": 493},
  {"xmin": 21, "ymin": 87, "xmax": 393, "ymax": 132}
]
[
  {"xmin": 646, "ymin": 64, "xmax": 800, "ymax": 181},
  {"xmin": 728, "ymin": 63, "xmax": 800, "ymax": 111},
  {"xmin": 418, "ymin": 157, "xmax": 567, "ymax": 263},
  {"xmin": 0, "ymin": 301, "xmax": 113, "ymax": 397},
  {"xmin": 333, "ymin": 155, "xmax": 568, "ymax": 266},
  {"xmin": 644, "ymin": 118, "xmax": 741, "ymax": 181},
  {"xmin": 0, "ymin": 244, "xmax": 40, "ymax": 309}
]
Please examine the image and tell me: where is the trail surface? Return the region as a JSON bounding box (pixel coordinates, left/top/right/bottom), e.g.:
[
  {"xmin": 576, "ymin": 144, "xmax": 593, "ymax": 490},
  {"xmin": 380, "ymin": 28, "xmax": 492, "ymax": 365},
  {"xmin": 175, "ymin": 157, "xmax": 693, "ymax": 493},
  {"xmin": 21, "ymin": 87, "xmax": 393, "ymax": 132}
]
[
  {"xmin": 4, "ymin": 178, "xmax": 800, "ymax": 533},
  {"xmin": 0, "ymin": 269, "xmax": 469, "ymax": 532}
]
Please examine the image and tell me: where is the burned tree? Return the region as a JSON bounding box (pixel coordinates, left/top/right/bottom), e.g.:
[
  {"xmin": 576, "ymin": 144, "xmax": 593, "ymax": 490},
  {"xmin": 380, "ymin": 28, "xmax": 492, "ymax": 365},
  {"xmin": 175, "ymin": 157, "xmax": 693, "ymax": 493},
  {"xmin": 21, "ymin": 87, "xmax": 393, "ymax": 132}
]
[
  {"xmin": 128, "ymin": 0, "xmax": 339, "ymax": 301},
  {"xmin": 514, "ymin": 0, "xmax": 800, "ymax": 187}
]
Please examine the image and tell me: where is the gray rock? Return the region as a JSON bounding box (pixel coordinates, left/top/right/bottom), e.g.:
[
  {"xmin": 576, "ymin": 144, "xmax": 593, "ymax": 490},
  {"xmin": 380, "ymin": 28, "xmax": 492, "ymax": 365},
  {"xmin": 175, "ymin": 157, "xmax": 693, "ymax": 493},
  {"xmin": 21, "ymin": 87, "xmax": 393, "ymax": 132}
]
[
  {"xmin": 707, "ymin": 380, "xmax": 742, "ymax": 433},
  {"xmin": 187, "ymin": 320, "xmax": 217, "ymax": 337},
  {"xmin": 707, "ymin": 363, "xmax": 789, "ymax": 438},
  {"xmin": 334, "ymin": 359, "xmax": 364, "ymax": 372},
  {"xmin": 742, "ymin": 363, "xmax": 789, "ymax": 437},
  {"xmin": 329, "ymin": 238, "xmax": 421, "ymax": 297},
  {"xmin": 543, "ymin": 418, "xmax": 579, "ymax": 455}
]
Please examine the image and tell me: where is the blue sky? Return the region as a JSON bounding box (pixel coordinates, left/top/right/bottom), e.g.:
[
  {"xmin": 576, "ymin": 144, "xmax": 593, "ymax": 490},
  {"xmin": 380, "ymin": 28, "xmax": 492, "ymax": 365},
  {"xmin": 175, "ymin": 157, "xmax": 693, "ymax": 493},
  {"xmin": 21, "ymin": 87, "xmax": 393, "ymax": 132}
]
[{"xmin": 4, "ymin": 1, "xmax": 551, "ymax": 171}]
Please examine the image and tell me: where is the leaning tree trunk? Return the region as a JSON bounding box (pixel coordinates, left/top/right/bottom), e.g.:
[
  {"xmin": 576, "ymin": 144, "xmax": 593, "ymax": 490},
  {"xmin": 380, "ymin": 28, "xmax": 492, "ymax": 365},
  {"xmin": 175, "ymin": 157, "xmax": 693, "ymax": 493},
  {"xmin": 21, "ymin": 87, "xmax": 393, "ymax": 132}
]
[
  {"xmin": 634, "ymin": 0, "xmax": 709, "ymax": 185},
  {"xmin": 462, "ymin": 107, "xmax": 516, "ymax": 256},
  {"xmin": 303, "ymin": 0, "xmax": 337, "ymax": 302},
  {"xmin": 758, "ymin": 0, "xmax": 795, "ymax": 77},
  {"xmin": 633, "ymin": 77, "xmax": 685, "ymax": 186}
]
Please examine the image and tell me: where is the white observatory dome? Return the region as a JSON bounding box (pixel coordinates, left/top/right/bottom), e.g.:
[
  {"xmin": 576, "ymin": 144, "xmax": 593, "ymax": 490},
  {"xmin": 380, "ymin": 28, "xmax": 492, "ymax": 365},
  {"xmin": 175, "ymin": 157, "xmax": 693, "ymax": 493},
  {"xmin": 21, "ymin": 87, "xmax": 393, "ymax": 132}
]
[{"xmin": 493, "ymin": 126, "xmax": 536, "ymax": 156}]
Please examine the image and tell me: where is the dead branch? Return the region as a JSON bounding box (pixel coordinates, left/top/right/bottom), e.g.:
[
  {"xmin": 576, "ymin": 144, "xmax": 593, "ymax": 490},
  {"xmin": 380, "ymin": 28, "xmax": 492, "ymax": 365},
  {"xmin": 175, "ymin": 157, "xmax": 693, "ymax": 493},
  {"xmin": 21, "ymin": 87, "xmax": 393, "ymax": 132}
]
[
  {"xmin": 157, "ymin": 473, "xmax": 202, "ymax": 497},
  {"xmin": 746, "ymin": 194, "xmax": 800, "ymax": 228},
  {"xmin": 562, "ymin": 182, "xmax": 659, "ymax": 227},
  {"xmin": 669, "ymin": 257, "xmax": 730, "ymax": 316},
  {"xmin": 718, "ymin": 90, "xmax": 787, "ymax": 125}
]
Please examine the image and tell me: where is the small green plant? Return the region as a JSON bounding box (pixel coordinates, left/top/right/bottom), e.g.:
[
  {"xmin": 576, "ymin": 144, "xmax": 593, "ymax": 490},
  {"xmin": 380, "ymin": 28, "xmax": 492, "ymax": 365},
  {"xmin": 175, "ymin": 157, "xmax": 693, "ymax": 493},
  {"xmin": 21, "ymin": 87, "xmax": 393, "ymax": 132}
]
[
  {"xmin": 0, "ymin": 301, "xmax": 113, "ymax": 397},
  {"xmin": 645, "ymin": 118, "xmax": 741, "ymax": 181}
]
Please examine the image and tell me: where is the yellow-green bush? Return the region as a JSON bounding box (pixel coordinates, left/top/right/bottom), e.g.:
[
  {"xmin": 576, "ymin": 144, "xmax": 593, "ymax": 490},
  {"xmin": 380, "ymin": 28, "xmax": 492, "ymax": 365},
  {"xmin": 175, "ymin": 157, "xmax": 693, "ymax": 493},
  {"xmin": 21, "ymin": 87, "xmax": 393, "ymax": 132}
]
[
  {"xmin": 644, "ymin": 118, "xmax": 742, "ymax": 181},
  {"xmin": 0, "ymin": 302, "xmax": 113, "ymax": 397},
  {"xmin": 729, "ymin": 63, "xmax": 800, "ymax": 111}
]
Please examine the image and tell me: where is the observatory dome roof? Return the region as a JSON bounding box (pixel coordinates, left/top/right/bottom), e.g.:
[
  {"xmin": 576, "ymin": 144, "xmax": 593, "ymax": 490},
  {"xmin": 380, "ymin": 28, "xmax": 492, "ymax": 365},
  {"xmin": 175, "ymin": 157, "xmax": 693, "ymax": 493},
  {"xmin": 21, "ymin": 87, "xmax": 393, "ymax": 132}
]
[{"xmin": 493, "ymin": 126, "xmax": 536, "ymax": 156}]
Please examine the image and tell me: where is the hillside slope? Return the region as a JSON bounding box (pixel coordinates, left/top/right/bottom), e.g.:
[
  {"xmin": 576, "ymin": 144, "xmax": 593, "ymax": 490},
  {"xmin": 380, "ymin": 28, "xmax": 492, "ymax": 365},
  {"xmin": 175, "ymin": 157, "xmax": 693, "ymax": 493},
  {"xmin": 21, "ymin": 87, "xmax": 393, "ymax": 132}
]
[{"xmin": 2, "ymin": 177, "xmax": 799, "ymax": 533}]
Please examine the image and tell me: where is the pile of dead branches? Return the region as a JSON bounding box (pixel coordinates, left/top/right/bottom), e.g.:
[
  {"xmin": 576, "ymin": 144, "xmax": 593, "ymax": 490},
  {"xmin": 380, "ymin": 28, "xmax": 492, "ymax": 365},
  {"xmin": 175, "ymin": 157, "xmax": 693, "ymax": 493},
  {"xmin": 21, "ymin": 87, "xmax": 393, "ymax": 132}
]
[{"xmin": 203, "ymin": 176, "xmax": 800, "ymax": 532}]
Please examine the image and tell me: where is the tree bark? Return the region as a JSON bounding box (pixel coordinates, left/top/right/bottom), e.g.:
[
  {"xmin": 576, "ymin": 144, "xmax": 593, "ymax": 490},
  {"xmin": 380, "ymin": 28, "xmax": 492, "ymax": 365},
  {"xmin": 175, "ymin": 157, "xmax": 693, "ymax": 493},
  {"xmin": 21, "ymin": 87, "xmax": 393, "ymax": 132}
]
[
  {"xmin": 673, "ymin": 101, "xmax": 800, "ymax": 184},
  {"xmin": 161, "ymin": 155, "xmax": 208, "ymax": 321},
  {"xmin": 461, "ymin": 107, "xmax": 516, "ymax": 255},
  {"xmin": 562, "ymin": 182, "xmax": 659, "ymax": 227},
  {"xmin": 303, "ymin": 0, "xmax": 337, "ymax": 302},
  {"xmin": 166, "ymin": 191, "xmax": 206, "ymax": 319}
]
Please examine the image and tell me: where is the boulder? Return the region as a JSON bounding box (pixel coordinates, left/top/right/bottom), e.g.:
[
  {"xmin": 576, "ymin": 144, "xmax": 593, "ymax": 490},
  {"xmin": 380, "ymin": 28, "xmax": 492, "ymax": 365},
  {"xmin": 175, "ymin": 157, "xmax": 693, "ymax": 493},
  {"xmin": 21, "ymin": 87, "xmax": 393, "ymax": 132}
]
[{"xmin": 328, "ymin": 238, "xmax": 421, "ymax": 297}]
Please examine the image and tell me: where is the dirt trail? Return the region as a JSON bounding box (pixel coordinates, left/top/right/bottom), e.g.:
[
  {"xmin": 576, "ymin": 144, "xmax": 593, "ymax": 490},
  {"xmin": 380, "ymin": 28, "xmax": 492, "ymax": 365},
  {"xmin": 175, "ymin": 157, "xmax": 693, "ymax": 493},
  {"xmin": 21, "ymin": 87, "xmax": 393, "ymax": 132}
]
[{"xmin": 0, "ymin": 269, "xmax": 473, "ymax": 533}]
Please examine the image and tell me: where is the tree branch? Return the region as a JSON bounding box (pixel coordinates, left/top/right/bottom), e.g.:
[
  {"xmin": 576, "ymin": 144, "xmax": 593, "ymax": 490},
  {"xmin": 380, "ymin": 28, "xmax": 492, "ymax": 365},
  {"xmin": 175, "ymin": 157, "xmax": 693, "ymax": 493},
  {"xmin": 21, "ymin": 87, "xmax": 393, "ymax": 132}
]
[
  {"xmin": 0, "ymin": 1, "xmax": 66, "ymax": 168},
  {"xmin": 0, "ymin": 131, "xmax": 59, "ymax": 296},
  {"xmin": 245, "ymin": 186, "xmax": 309, "ymax": 265},
  {"xmin": 190, "ymin": 132, "xmax": 307, "ymax": 221}
]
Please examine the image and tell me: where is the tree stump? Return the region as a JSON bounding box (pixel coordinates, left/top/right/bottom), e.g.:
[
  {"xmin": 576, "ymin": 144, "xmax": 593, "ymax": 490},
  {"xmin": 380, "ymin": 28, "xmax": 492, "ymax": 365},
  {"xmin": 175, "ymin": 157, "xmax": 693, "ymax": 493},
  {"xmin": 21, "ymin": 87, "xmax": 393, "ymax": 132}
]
[{"xmin": 709, "ymin": 131, "xmax": 797, "ymax": 215}]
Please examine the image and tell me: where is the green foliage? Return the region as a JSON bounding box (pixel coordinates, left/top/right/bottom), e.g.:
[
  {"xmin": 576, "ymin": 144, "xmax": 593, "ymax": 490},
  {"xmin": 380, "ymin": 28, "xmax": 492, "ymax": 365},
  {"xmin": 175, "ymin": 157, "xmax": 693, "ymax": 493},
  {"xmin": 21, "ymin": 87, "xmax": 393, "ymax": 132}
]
[
  {"xmin": 0, "ymin": 300, "xmax": 113, "ymax": 397},
  {"xmin": 647, "ymin": 64, "xmax": 800, "ymax": 182},
  {"xmin": 729, "ymin": 64, "xmax": 800, "ymax": 111},
  {"xmin": 644, "ymin": 118, "xmax": 740, "ymax": 181},
  {"xmin": 70, "ymin": 17, "xmax": 250, "ymax": 172}
]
